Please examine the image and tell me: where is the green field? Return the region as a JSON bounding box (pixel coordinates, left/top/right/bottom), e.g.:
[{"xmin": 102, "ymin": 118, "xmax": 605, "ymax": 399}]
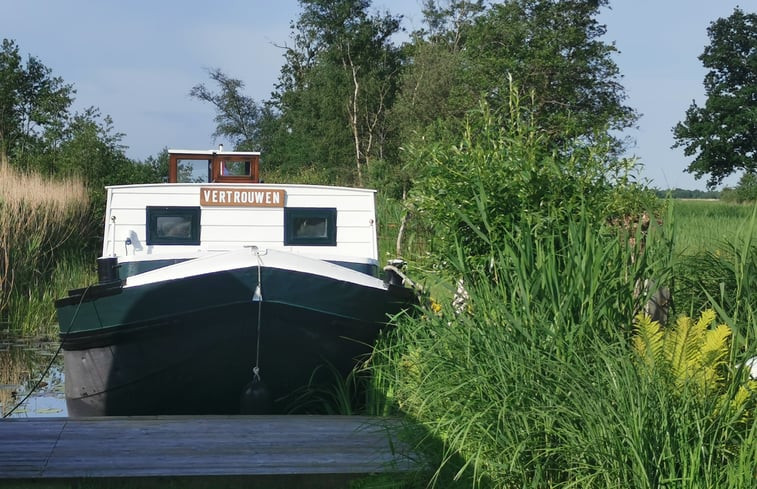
[{"xmin": 669, "ymin": 199, "xmax": 757, "ymax": 257}]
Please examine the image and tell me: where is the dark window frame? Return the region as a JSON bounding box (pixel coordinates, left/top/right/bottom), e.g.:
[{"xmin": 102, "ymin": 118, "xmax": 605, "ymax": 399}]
[
  {"xmin": 146, "ymin": 206, "xmax": 201, "ymax": 245},
  {"xmin": 284, "ymin": 207, "xmax": 337, "ymax": 246}
]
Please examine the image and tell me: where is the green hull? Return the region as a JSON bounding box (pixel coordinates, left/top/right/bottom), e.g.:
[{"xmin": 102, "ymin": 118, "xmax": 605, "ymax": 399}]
[{"xmin": 56, "ymin": 265, "xmax": 414, "ymax": 416}]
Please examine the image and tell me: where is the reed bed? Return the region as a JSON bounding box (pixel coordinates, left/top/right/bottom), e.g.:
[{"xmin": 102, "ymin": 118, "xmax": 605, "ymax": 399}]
[
  {"xmin": 0, "ymin": 345, "xmax": 33, "ymax": 417},
  {"xmin": 0, "ymin": 163, "xmax": 91, "ymax": 333}
]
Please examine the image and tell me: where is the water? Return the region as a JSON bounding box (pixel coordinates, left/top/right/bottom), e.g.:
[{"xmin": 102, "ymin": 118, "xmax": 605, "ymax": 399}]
[{"xmin": 0, "ymin": 339, "xmax": 67, "ymax": 418}]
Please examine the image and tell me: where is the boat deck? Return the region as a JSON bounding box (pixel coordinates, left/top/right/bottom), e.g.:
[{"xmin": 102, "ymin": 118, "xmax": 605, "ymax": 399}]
[{"xmin": 0, "ymin": 415, "xmax": 417, "ymax": 488}]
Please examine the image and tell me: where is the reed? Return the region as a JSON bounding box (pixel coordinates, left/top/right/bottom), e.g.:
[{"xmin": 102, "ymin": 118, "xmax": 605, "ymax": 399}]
[
  {"xmin": 6, "ymin": 251, "xmax": 97, "ymax": 337},
  {"xmin": 375, "ymin": 193, "xmax": 432, "ymax": 266},
  {"xmin": 371, "ymin": 203, "xmax": 757, "ymax": 488},
  {"xmin": 0, "ymin": 162, "xmax": 91, "ymax": 333},
  {"xmin": 0, "ymin": 345, "xmax": 34, "ymax": 417}
]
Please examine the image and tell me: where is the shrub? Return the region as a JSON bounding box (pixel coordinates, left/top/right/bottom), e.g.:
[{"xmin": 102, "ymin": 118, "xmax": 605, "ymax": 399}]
[{"xmin": 405, "ymin": 90, "xmax": 658, "ymax": 275}]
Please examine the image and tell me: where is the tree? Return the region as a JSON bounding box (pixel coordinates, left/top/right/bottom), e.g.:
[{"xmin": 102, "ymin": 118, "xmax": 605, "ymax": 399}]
[
  {"xmin": 267, "ymin": 0, "xmax": 403, "ymax": 184},
  {"xmin": 0, "ymin": 39, "xmax": 74, "ymax": 165},
  {"xmin": 390, "ymin": 1, "xmax": 484, "ymax": 142},
  {"xmin": 734, "ymin": 171, "xmax": 757, "ymax": 202},
  {"xmin": 419, "ymin": 0, "xmax": 485, "ymax": 52},
  {"xmin": 460, "ymin": 0, "xmax": 638, "ymax": 151},
  {"xmin": 673, "ymin": 8, "xmax": 757, "ymax": 188},
  {"xmin": 189, "ymin": 69, "xmax": 263, "ymax": 151}
]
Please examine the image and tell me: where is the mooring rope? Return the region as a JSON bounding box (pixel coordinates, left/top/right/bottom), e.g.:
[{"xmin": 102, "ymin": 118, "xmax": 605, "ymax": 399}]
[
  {"xmin": 2, "ymin": 284, "xmax": 92, "ymax": 418},
  {"xmin": 252, "ymin": 249, "xmax": 264, "ymax": 382}
]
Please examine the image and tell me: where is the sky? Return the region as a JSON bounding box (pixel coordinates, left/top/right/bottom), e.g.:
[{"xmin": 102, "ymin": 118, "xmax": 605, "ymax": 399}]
[{"xmin": 0, "ymin": 0, "xmax": 749, "ymax": 190}]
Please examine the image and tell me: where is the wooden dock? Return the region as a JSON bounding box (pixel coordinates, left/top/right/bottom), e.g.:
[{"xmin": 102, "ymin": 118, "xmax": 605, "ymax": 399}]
[{"xmin": 0, "ymin": 415, "xmax": 417, "ymax": 487}]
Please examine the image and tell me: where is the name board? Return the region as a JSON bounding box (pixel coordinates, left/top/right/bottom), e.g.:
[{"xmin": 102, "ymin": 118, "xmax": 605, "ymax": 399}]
[{"xmin": 200, "ymin": 187, "xmax": 285, "ymax": 207}]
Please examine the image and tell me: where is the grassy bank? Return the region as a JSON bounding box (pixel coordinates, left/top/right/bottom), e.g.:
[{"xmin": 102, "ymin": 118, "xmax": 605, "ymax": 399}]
[
  {"xmin": 0, "ymin": 163, "xmax": 94, "ymax": 336},
  {"xmin": 368, "ymin": 203, "xmax": 757, "ymax": 488}
]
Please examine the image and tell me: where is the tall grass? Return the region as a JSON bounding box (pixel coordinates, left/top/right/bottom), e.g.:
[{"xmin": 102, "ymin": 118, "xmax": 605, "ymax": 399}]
[
  {"xmin": 0, "ymin": 163, "xmax": 92, "ymax": 334},
  {"xmin": 671, "ymin": 199, "xmax": 757, "ymax": 256},
  {"xmin": 6, "ymin": 251, "xmax": 97, "ymax": 337},
  {"xmin": 670, "ymin": 200, "xmax": 757, "ymax": 350},
  {"xmin": 375, "ymin": 193, "xmax": 433, "ymax": 267},
  {"xmin": 370, "ymin": 205, "xmax": 757, "ymax": 488}
]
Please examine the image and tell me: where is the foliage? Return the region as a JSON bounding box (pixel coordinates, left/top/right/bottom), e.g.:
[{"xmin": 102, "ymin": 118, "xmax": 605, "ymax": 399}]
[
  {"xmin": 733, "ymin": 171, "xmax": 757, "ymax": 203},
  {"xmin": 0, "ymin": 38, "xmax": 74, "ymax": 165},
  {"xmin": 672, "ymin": 8, "xmax": 757, "ymax": 188},
  {"xmin": 633, "ymin": 310, "xmax": 756, "ymax": 444},
  {"xmin": 259, "ymin": 0, "xmax": 404, "ymax": 184},
  {"xmin": 189, "ymin": 68, "xmax": 264, "ymax": 151},
  {"xmin": 634, "ymin": 311, "xmax": 735, "ymax": 396},
  {"xmin": 671, "ymin": 202, "xmax": 757, "ymax": 348},
  {"xmin": 668, "ymin": 199, "xmax": 757, "ymax": 257},
  {"xmin": 0, "ymin": 163, "xmax": 90, "ymax": 329},
  {"xmin": 188, "ymin": 0, "xmax": 638, "ymax": 194},
  {"xmin": 6, "ymin": 250, "xmax": 96, "ymax": 337},
  {"xmin": 388, "ymin": 1, "xmax": 481, "ymax": 150},
  {"xmin": 654, "ymin": 187, "xmax": 721, "ymax": 199},
  {"xmin": 720, "ymin": 187, "xmax": 739, "ymax": 204},
  {"xmin": 407, "ymin": 86, "xmax": 657, "ymax": 274},
  {"xmin": 381, "ymin": 0, "xmax": 640, "ymax": 206},
  {"xmin": 38, "ymin": 107, "xmax": 164, "ymax": 228},
  {"xmin": 457, "ymin": 0, "xmax": 637, "ymax": 153},
  {"xmin": 420, "ymin": 0, "xmax": 486, "ymax": 49},
  {"xmin": 368, "ymin": 200, "xmax": 757, "ymax": 488},
  {"xmin": 1, "ymin": 40, "xmax": 165, "ymax": 245}
]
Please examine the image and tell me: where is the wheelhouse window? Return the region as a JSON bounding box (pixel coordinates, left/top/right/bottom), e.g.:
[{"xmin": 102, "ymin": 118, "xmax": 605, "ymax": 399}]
[
  {"xmin": 177, "ymin": 159, "xmax": 211, "ymax": 183},
  {"xmin": 146, "ymin": 206, "xmax": 201, "ymax": 245},
  {"xmin": 220, "ymin": 159, "xmax": 252, "ymax": 177},
  {"xmin": 284, "ymin": 207, "xmax": 337, "ymax": 246},
  {"xmin": 168, "ymin": 150, "xmax": 260, "ymax": 183}
]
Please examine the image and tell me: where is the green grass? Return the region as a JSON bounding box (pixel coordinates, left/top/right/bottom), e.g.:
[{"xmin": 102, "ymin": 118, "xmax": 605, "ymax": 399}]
[
  {"xmin": 666, "ymin": 200, "xmax": 757, "ymax": 338},
  {"xmin": 669, "ymin": 199, "xmax": 757, "ymax": 256},
  {"xmin": 5, "ymin": 250, "xmax": 97, "ymax": 337},
  {"xmin": 369, "ymin": 202, "xmax": 757, "ymax": 489}
]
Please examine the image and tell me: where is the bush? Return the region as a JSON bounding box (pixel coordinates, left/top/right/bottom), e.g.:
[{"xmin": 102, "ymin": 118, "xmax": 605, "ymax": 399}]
[
  {"xmin": 736, "ymin": 172, "xmax": 757, "ymax": 203},
  {"xmin": 406, "ymin": 89, "xmax": 658, "ymax": 275}
]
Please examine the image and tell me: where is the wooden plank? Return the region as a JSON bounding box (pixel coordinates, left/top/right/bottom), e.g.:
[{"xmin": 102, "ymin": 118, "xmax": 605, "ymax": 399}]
[
  {"xmin": 0, "ymin": 419, "xmax": 64, "ymax": 478},
  {"xmin": 0, "ymin": 416, "xmax": 415, "ymax": 481}
]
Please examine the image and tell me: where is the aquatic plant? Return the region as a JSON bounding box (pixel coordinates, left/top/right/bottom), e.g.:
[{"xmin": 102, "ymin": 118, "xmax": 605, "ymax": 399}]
[{"xmin": 0, "ymin": 162, "xmax": 91, "ymax": 333}]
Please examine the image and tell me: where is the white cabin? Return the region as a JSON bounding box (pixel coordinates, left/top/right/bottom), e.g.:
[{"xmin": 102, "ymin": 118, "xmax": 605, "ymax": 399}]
[{"xmin": 102, "ymin": 150, "xmax": 380, "ymax": 279}]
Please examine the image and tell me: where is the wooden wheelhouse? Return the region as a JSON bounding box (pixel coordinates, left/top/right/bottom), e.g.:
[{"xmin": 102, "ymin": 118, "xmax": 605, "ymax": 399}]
[{"xmin": 168, "ymin": 148, "xmax": 260, "ymax": 184}]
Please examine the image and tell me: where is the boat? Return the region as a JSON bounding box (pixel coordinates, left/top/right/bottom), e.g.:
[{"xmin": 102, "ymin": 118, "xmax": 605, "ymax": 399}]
[{"xmin": 55, "ymin": 148, "xmax": 417, "ymax": 416}]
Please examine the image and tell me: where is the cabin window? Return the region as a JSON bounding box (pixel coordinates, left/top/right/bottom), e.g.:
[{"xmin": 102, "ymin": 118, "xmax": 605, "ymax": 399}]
[
  {"xmin": 177, "ymin": 159, "xmax": 211, "ymax": 183},
  {"xmin": 220, "ymin": 160, "xmax": 252, "ymax": 177},
  {"xmin": 146, "ymin": 206, "xmax": 201, "ymax": 245},
  {"xmin": 284, "ymin": 207, "xmax": 337, "ymax": 246}
]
